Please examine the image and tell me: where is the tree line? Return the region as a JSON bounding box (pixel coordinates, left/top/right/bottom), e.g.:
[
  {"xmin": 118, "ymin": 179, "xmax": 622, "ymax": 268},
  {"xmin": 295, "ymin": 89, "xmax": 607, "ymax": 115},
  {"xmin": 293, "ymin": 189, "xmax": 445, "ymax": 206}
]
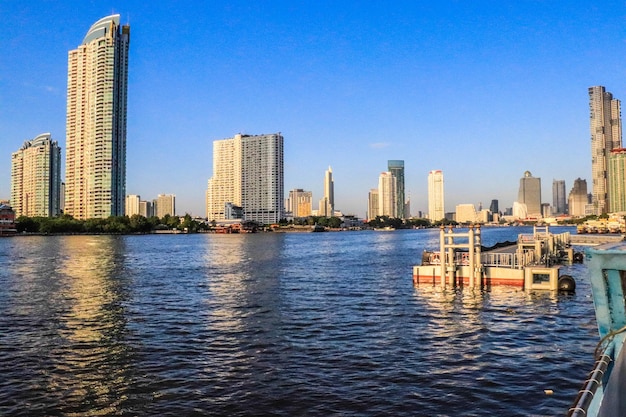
[{"xmin": 15, "ymin": 214, "xmax": 208, "ymax": 234}]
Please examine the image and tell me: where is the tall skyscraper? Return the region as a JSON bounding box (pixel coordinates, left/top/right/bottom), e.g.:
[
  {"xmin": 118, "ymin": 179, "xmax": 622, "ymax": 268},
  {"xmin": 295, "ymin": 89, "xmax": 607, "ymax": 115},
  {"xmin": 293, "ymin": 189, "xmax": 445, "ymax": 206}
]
[
  {"xmin": 489, "ymin": 199, "xmax": 499, "ymax": 215},
  {"xmin": 207, "ymin": 133, "xmax": 284, "ymax": 224},
  {"xmin": 65, "ymin": 15, "xmax": 130, "ymax": 219},
  {"xmin": 388, "ymin": 160, "xmax": 405, "ymax": 219},
  {"xmin": 569, "ymin": 178, "xmax": 589, "ymax": 217},
  {"xmin": 428, "ymin": 170, "xmax": 445, "ymax": 221},
  {"xmin": 518, "ymin": 171, "xmax": 542, "ymax": 218},
  {"xmin": 318, "ymin": 166, "xmax": 334, "ymax": 217},
  {"xmin": 589, "ymin": 86, "xmax": 622, "ymax": 214},
  {"xmin": 378, "ymin": 171, "xmax": 397, "ymax": 217},
  {"xmin": 608, "ymin": 148, "xmax": 626, "ymax": 212},
  {"xmin": 287, "ymin": 189, "xmax": 313, "ymax": 217},
  {"xmin": 10, "ymin": 133, "xmax": 61, "ymax": 217},
  {"xmin": 155, "ymin": 194, "xmax": 176, "ymax": 218},
  {"xmin": 552, "ymin": 179, "xmax": 567, "ymax": 215}
]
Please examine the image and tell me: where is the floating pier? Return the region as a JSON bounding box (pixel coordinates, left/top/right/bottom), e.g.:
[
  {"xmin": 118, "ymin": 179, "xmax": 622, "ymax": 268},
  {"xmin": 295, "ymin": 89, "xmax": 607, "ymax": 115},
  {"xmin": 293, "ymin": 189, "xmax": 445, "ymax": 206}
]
[{"xmin": 413, "ymin": 225, "xmax": 576, "ymax": 291}]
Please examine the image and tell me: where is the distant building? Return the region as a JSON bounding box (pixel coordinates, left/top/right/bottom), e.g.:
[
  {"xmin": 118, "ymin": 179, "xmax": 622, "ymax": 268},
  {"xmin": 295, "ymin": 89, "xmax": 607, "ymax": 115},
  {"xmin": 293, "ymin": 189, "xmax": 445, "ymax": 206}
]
[
  {"xmin": 428, "ymin": 170, "xmax": 445, "ymax": 221},
  {"xmin": 207, "ymin": 133, "xmax": 284, "ymax": 224},
  {"xmin": 367, "ymin": 189, "xmax": 379, "ymax": 221},
  {"xmin": 569, "ymin": 178, "xmax": 589, "ymax": 217},
  {"xmin": 155, "ymin": 194, "xmax": 176, "ymax": 218},
  {"xmin": 287, "ymin": 189, "xmax": 313, "ymax": 218},
  {"xmin": 456, "ymin": 204, "xmax": 477, "ymax": 223},
  {"xmin": 318, "ymin": 166, "xmax": 334, "ymax": 217},
  {"xmin": 11, "ymin": 133, "xmax": 62, "ymax": 217},
  {"xmin": 552, "ymin": 179, "xmax": 567, "ymax": 215},
  {"xmin": 589, "ymin": 86, "xmax": 622, "ymax": 214},
  {"xmin": 518, "ymin": 171, "xmax": 541, "ymax": 218},
  {"xmin": 0, "ymin": 204, "xmax": 17, "ymax": 236},
  {"xmin": 378, "ymin": 171, "xmax": 397, "ymax": 217},
  {"xmin": 125, "ymin": 194, "xmax": 140, "ymax": 216},
  {"xmin": 388, "ymin": 160, "xmax": 405, "ymax": 219},
  {"xmin": 139, "ymin": 200, "xmax": 153, "ymax": 218},
  {"xmin": 608, "ymin": 149, "xmax": 626, "ymax": 212},
  {"xmin": 489, "ymin": 199, "xmax": 499, "ymax": 215},
  {"xmin": 65, "ymin": 15, "xmax": 130, "ymax": 219}
]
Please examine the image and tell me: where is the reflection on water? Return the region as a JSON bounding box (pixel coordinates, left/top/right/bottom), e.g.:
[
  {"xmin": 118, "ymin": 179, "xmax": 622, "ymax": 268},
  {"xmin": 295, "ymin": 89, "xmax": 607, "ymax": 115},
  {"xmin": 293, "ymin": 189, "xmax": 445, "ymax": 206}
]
[{"xmin": 0, "ymin": 229, "xmax": 600, "ymax": 416}]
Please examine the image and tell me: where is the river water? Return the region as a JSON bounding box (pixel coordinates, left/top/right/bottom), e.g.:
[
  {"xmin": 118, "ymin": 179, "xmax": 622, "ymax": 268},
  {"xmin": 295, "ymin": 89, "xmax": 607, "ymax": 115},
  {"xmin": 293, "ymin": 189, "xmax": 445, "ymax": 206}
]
[{"xmin": 0, "ymin": 227, "xmax": 598, "ymax": 416}]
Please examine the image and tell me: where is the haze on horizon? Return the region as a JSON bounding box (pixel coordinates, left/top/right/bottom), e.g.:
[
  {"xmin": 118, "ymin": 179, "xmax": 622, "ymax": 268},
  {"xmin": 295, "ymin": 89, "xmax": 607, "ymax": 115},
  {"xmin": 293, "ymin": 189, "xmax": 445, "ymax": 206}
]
[{"xmin": 2, "ymin": 1, "xmax": 625, "ymax": 218}]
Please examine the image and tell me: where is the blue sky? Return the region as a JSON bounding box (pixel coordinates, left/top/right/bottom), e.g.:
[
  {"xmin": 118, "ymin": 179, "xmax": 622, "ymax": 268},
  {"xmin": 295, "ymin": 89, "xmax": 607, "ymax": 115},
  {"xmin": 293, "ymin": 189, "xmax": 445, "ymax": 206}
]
[{"xmin": 1, "ymin": 1, "xmax": 625, "ymax": 218}]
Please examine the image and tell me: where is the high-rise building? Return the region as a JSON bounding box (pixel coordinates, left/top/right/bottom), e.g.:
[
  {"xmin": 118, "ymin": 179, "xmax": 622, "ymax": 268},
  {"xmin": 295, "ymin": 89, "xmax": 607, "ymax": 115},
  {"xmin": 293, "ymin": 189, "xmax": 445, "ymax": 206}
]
[
  {"xmin": 287, "ymin": 189, "xmax": 313, "ymax": 217},
  {"xmin": 428, "ymin": 170, "xmax": 445, "ymax": 221},
  {"xmin": 608, "ymin": 148, "xmax": 626, "ymax": 212},
  {"xmin": 318, "ymin": 166, "xmax": 334, "ymax": 217},
  {"xmin": 388, "ymin": 160, "xmax": 405, "ymax": 219},
  {"xmin": 378, "ymin": 171, "xmax": 397, "ymax": 217},
  {"xmin": 569, "ymin": 178, "xmax": 589, "ymax": 217},
  {"xmin": 125, "ymin": 194, "xmax": 140, "ymax": 216},
  {"xmin": 367, "ymin": 188, "xmax": 379, "ymax": 221},
  {"xmin": 139, "ymin": 200, "xmax": 153, "ymax": 218},
  {"xmin": 207, "ymin": 133, "xmax": 284, "ymax": 224},
  {"xmin": 10, "ymin": 133, "xmax": 61, "ymax": 217},
  {"xmin": 518, "ymin": 171, "xmax": 542, "ymax": 218},
  {"xmin": 155, "ymin": 194, "xmax": 176, "ymax": 218},
  {"xmin": 589, "ymin": 86, "xmax": 622, "ymax": 214},
  {"xmin": 552, "ymin": 180, "xmax": 567, "ymax": 215},
  {"xmin": 489, "ymin": 199, "xmax": 499, "ymax": 215},
  {"xmin": 65, "ymin": 15, "xmax": 130, "ymax": 219}
]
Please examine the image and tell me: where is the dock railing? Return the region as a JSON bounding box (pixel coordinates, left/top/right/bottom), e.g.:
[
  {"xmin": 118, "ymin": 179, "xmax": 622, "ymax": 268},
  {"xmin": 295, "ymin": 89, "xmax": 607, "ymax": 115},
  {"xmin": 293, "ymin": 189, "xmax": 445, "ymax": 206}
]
[{"xmin": 480, "ymin": 250, "xmax": 534, "ymax": 269}]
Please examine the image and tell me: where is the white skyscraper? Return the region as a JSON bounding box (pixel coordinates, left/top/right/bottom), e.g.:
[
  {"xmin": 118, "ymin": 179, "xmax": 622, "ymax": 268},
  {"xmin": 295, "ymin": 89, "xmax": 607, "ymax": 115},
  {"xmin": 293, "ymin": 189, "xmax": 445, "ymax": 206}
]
[
  {"xmin": 155, "ymin": 194, "xmax": 176, "ymax": 218},
  {"xmin": 428, "ymin": 170, "xmax": 445, "ymax": 221},
  {"xmin": 378, "ymin": 171, "xmax": 397, "ymax": 217},
  {"xmin": 318, "ymin": 166, "xmax": 334, "ymax": 217},
  {"xmin": 65, "ymin": 15, "xmax": 130, "ymax": 219},
  {"xmin": 207, "ymin": 133, "xmax": 284, "ymax": 224}
]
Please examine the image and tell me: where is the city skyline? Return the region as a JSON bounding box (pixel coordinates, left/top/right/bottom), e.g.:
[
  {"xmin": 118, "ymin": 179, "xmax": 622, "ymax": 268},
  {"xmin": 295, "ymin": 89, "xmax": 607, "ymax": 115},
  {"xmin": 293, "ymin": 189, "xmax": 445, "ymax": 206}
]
[{"xmin": 2, "ymin": 2, "xmax": 625, "ymax": 218}]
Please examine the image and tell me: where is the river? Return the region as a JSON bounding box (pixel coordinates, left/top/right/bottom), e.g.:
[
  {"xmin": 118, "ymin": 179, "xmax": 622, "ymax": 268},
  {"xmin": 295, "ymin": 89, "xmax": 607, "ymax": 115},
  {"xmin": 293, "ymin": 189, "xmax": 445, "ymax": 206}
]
[{"xmin": 0, "ymin": 226, "xmax": 598, "ymax": 416}]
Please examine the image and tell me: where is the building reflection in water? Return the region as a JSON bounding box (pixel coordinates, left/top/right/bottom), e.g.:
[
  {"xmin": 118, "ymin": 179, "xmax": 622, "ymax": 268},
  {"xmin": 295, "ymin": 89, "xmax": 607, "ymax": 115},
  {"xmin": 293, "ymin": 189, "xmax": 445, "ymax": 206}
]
[{"xmin": 51, "ymin": 236, "xmax": 132, "ymax": 414}]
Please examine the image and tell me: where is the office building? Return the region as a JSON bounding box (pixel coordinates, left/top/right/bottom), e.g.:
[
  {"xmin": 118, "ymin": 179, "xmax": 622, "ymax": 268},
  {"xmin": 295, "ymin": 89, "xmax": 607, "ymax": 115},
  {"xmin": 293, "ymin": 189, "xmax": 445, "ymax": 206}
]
[
  {"xmin": 456, "ymin": 204, "xmax": 477, "ymax": 223},
  {"xmin": 388, "ymin": 160, "xmax": 405, "ymax": 219},
  {"xmin": 155, "ymin": 194, "xmax": 176, "ymax": 218},
  {"xmin": 318, "ymin": 166, "xmax": 334, "ymax": 217},
  {"xmin": 10, "ymin": 133, "xmax": 61, "ymax": 217},
  {"xmin": 518, "ymin": 171, "xmax": 542, "ymax": 218},
  {"xmin": 589, "ymin": 86, "xmax": 622, "ymax": 214},
  {"xmin": 65, "ymin": 15, "xmax": 130, "ymax": 219},
  {"xmin": 568, "ymin": 178, "xmax": 589, "ymax": 217},
  {"xmin": 378, "ymin": 171, "xmax": 397, "ymax": 217},
  {"xmin": 609, "ymin": 149, "xmax": 626, "ymax": 212},
  {"xmin": 428, "ymin": 170, "xmax": 445, "ymax": 221},
  {"xmin": 552, "ymin": 180, "xmax": 567, "ymax": 215},
  {"xmin": 367, "ymin": 189, "xmax": 379, "ymax": 221},
  {"xmin": 125, "ymin": 194, "xmax": 140, "ymax": 216},
  {"xmin": 207, "ymin": 133, "xmax": 284, "ymax": 224},
  {"xmin": 489, "ymin": 199, "xmax": 499, "ymax": 215},
  {"xmin": 287, "ymin": 189, "xmax": 313, "ymax": 218}
]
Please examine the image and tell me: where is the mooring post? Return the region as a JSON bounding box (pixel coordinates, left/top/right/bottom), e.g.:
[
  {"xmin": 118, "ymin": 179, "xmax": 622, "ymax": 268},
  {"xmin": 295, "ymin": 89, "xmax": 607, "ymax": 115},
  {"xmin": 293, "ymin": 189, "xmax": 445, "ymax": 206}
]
[
  {"xmin": 468, "ymin": 225, "xmax": 475, "ymax": 288},
  {"xmin": 439, "ymin": 226, "xmax": 446, "ymax": 287}
]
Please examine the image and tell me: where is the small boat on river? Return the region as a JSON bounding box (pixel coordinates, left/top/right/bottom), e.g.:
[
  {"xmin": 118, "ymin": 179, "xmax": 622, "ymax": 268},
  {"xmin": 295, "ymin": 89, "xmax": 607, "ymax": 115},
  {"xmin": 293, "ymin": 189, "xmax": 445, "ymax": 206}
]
[{"xmin": 568, "ymin": 242, "xmax": 626, "ymax": 416}]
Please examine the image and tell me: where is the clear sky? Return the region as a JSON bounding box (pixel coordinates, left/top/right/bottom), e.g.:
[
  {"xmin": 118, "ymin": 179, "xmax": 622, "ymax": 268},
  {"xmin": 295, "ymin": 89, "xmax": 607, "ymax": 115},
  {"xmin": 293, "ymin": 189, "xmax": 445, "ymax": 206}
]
[{"xmin": 2, "ymin": 1, "xmax": 626, "ymax": 218}]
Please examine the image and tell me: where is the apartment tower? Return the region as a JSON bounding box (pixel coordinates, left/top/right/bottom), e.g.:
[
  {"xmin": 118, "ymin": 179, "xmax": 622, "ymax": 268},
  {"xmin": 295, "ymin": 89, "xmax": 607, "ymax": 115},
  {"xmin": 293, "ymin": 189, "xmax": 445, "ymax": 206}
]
[
  {"xmin": 207, "ymin": 133, "xmax": 284, "ymax": 224},
  {"xmin": 10, "ymin": 133, "xmax": 61, "ymax": 217},
  {"xmin": 367, "ymin": 189, "xmax": 379, "ymax": 221},
  {"xmin": 65, "ymin": 15, "xmax": 130, "ymax": 219},
  {"xmin": 125, "ymin": 194, "xmax": 140, "ymax": 216},
  {"xmin": 378, "ymin": 171, "xmax": 397, "ymax": 217},
  {"xmin": 155, "ymin": 194, "xmax": 176, "ymax": 218},
  {"xmin": 569, "ymin": 178, "xmax": 589, "ymax": 217},
  {"xmin": 608, "ymin": 149, "xmax": 626, "ymax": 212},
  {"xmin": 589, "ymin": 86, "xmax": 622, "ymax": 214},
  {"xmin": 287, "ymin": 189, "xmax": 313, "ymax": 218},
  {"xmin": 388, "ymin": 160, "xmax": 405, "ymax": 219},
  {"xmin": 428, "ymin": 170, "xmax": 445, "ymax": 221}
]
